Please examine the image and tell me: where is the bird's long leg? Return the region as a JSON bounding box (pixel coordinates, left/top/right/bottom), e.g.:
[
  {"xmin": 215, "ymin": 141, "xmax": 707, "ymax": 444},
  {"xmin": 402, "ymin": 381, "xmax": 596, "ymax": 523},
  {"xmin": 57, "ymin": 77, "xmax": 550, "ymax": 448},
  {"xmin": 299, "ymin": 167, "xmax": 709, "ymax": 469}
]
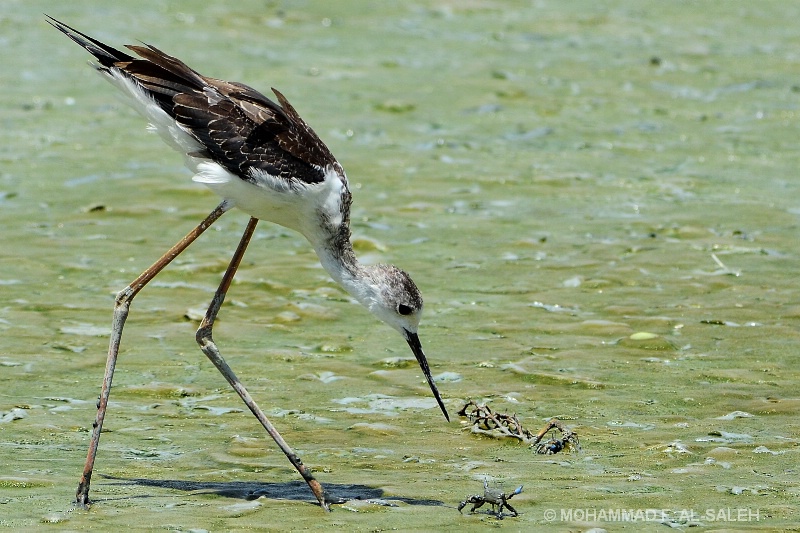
[
  {"xmin": 195, "ymin": 217, "xmax": 329, "ymax": 511},
  {"xmin": 76, "ymin": 200, "xmax": 232, "ymax": 508}
]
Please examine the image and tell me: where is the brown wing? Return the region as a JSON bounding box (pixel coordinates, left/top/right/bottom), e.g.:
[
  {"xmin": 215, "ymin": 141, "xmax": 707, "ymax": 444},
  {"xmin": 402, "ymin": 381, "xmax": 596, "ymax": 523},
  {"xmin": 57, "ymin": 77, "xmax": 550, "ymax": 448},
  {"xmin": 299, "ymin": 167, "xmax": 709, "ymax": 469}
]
[
  {"xmin": 126, "ymin": 43, "xmax": 339, "ymax": 185},
  {"xmin": 48, "ymin": 16, "xmax": 339, "ymax": 186}
]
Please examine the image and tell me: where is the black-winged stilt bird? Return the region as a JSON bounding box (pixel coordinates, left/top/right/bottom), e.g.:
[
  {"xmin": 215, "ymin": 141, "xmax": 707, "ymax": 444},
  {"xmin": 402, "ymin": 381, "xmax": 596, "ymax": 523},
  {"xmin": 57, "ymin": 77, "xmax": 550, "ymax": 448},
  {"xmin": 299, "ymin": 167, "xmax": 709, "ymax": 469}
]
[{"xmin": 48, "ymin": 16, "xmax": 449, "ymax": 511}]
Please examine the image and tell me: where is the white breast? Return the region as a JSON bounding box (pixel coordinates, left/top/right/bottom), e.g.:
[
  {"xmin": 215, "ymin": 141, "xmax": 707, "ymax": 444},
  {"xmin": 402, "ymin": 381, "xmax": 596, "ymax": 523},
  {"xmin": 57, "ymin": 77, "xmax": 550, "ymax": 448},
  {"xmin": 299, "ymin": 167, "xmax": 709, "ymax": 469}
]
[{"xmin": 192, "ymin": 161, "xmax": 346, "ymax": 242}]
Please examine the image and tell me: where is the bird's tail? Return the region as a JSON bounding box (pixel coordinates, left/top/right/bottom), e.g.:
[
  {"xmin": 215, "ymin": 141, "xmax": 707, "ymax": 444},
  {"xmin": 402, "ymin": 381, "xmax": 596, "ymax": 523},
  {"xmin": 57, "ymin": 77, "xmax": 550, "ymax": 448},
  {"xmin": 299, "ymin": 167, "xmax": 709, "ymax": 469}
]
[{"xmin": 46, "ymin": 15, "xmax": 134, "ymax": 68}]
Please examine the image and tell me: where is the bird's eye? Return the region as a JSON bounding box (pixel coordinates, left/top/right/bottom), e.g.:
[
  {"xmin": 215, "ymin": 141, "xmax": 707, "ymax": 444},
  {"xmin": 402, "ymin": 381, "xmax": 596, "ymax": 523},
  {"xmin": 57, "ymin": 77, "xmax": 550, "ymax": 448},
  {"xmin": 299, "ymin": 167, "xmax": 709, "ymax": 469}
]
[{"xmin": 397, "ymin": 304, "xmax": 413, "ymax": 316}]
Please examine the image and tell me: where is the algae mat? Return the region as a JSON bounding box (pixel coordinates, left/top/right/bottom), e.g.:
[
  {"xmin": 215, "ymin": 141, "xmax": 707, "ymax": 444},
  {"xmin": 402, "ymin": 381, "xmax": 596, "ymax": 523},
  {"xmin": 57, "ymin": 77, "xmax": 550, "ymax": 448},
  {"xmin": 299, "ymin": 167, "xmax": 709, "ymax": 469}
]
[{"xmin": 1, "ymin": 1, "xmax": 799, "ymax": 530}]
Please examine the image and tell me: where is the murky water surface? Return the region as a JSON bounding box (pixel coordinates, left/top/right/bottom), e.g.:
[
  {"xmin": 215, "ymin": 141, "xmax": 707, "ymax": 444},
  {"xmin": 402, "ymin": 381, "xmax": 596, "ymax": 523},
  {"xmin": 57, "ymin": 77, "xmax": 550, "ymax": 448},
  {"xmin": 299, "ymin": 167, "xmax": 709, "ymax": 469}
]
[{"xmin": 2, "ymin": 1, "xmax": 799, "ymax": 530}]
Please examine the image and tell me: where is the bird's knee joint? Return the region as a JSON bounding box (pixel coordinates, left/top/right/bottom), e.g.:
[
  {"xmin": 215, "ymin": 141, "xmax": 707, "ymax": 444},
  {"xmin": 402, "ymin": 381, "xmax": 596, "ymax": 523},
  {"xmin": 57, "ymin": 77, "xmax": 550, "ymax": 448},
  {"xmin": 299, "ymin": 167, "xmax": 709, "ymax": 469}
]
[
  {"xmin": 114, "ymin": 286, "xmax": 134, "ymax": 307},
  {"xmin": 195, "ymin": 325, "xmax": 212, "ymax": 346}
]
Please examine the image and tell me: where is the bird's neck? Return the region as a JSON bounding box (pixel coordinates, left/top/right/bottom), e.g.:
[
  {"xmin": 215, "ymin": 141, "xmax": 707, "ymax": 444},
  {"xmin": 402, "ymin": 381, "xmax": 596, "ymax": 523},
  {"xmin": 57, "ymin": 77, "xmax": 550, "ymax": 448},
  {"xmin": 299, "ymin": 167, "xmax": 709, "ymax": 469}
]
[{"xmin": 310, "ymin": 224, "xmax": 367, "ymax": 300}]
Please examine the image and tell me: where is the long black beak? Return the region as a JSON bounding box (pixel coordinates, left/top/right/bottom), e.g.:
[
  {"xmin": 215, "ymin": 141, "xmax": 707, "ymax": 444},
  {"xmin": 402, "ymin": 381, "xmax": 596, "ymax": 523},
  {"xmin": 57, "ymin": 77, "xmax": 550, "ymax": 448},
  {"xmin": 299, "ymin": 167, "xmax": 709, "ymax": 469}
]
[{"xmin": 404, "ymin": 330, "xmax": 450, "ymax": 421}]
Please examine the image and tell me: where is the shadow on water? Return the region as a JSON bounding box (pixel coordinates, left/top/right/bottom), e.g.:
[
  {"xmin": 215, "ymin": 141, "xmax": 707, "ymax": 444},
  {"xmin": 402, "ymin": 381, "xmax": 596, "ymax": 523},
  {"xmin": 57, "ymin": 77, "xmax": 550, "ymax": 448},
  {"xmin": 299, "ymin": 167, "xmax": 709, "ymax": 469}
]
[{"xmin": 97, "ymin": 475, "xmax": 446, "ymax": 507}]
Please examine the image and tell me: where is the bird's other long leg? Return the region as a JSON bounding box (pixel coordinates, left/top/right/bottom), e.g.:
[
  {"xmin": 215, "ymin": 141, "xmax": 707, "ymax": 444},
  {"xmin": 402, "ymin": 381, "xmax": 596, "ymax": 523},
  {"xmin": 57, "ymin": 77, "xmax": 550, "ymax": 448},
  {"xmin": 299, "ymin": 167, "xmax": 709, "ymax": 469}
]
[
  {"xmin": 195, "ymin": 217, "xmax": 330, "ymax": 512},
  {"xmin": 76, "ymin": 201, "xmax": 231, "ymax": 509}
]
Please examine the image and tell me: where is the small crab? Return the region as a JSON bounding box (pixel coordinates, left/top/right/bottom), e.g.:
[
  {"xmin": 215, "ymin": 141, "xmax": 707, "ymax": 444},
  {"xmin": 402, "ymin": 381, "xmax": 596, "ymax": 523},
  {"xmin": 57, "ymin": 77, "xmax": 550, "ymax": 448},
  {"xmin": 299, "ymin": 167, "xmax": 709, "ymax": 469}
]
[{"xmin": 458, "ymin": 480, "xmax": 523, "ymax": 519}]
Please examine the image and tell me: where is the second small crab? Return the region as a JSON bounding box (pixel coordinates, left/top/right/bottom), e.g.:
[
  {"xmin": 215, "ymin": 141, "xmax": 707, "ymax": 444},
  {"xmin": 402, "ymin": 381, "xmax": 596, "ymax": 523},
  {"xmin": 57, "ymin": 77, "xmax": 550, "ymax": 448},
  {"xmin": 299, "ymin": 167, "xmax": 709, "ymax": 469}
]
[{"xmin": 458, "ymin": 481, "xmax": 523, "ymax": 519}]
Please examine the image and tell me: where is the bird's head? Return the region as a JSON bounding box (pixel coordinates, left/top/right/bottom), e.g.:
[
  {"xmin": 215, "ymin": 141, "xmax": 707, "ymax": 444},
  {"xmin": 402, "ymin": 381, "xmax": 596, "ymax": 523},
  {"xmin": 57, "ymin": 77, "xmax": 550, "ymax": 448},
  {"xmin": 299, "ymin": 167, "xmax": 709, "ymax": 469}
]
[{"xmin": 351, "ymin": 264, "xmax": 449, "ymax": 422}]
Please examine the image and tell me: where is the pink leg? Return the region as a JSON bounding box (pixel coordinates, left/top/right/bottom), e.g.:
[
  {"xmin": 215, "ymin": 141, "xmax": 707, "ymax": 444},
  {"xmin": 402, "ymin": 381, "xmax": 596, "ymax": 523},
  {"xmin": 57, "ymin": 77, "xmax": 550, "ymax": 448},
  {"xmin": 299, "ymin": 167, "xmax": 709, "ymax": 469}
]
[
  {"xmin": 76, "ymin": 201, "xmax": 231, "ymax": 508},
  {"xmin": 195, "ymin": 217, "xmax": 329, "ymax": 511}
]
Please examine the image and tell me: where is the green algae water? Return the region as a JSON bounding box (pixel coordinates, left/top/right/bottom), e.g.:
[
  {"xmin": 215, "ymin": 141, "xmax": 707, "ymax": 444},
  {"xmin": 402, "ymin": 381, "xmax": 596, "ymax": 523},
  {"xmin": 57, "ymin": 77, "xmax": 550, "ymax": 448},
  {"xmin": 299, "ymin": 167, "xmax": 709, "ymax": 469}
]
[{"xmin": 2, "ymin": 1, "xmax": 799, "ymax": 530}]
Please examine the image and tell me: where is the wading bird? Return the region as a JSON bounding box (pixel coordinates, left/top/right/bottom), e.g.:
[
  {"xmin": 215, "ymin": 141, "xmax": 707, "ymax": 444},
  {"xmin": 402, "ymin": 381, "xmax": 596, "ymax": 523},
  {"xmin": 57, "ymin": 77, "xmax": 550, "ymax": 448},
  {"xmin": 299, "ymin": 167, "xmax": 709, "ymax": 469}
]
[{"xmin": 48, "ymin": 16, "xmax": 449, "ymax": 511}]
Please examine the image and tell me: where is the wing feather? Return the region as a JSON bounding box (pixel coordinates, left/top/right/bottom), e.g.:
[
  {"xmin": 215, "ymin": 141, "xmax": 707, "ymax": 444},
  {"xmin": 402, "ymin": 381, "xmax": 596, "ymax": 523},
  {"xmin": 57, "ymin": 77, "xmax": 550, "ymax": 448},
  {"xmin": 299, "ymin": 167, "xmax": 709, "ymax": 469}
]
[{"xmin": 49, "ymin": 16, "xmax": 340, "ymax": 187}]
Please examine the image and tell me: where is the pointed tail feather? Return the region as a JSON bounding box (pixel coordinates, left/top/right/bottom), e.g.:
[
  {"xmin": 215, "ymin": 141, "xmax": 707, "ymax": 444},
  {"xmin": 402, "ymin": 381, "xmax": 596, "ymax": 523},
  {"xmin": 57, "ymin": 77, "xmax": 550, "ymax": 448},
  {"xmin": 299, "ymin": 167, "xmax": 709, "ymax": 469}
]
[{"xmin": 46, "ymin": 15, "xmax": 134, "ymax": 68}]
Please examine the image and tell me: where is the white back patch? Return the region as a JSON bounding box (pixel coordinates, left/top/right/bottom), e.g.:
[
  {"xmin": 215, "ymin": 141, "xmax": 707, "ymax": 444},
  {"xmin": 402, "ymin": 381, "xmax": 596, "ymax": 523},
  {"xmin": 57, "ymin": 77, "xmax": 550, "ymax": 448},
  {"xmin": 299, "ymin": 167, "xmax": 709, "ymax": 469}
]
[{"xmin": 193, "ymin": 161, "xmax": 235, "ymax": 185}]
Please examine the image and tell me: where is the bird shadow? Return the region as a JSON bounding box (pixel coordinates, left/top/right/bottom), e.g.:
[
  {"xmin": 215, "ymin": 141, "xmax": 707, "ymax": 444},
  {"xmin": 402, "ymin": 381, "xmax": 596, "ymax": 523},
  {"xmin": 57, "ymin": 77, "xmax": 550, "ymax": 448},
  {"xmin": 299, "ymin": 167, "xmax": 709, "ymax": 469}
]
[{"xmin": 97, "ymin": 474, "xmax": 446, "ymax": 508}]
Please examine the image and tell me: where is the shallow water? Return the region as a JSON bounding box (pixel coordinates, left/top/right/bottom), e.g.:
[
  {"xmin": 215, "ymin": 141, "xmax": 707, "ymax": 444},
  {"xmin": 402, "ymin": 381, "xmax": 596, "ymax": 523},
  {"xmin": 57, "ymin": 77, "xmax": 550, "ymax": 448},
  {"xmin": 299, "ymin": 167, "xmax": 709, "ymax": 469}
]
[{"xmin": 2, "ymin": 1, "xmax": 799, "ymax": 530}]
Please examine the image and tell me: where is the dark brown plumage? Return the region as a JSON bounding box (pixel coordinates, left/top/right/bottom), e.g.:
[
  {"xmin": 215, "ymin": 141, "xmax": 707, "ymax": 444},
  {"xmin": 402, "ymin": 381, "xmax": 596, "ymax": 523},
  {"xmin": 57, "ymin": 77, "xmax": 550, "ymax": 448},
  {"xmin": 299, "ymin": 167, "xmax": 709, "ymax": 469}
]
[{"xmin": 47, "ymin": 15, "xmax": 337, "ymax": 186}]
